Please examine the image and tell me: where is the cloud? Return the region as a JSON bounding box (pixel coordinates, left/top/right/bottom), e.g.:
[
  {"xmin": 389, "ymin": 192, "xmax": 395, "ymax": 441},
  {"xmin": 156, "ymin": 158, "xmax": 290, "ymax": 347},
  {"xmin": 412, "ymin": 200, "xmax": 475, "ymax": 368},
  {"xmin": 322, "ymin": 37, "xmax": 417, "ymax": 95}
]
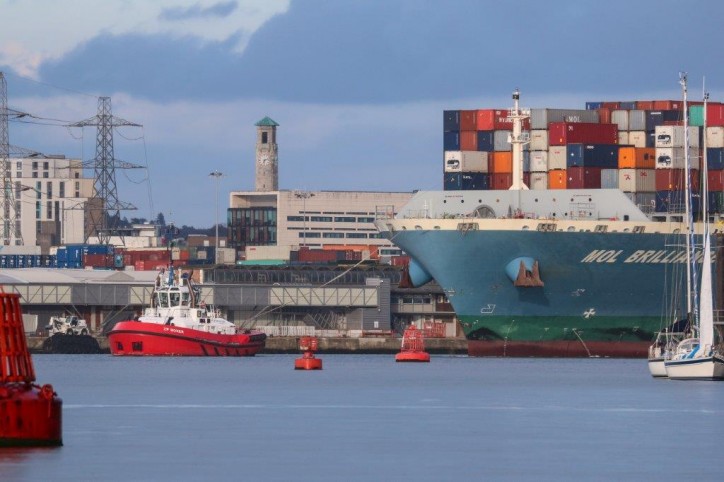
[
  {"xmin": 159, "ymin": 1, "xmax": 239, "ymax": 21},
  {"xmin": 0, "ymin": 0, "xmax": 290, "ymax": 79}
]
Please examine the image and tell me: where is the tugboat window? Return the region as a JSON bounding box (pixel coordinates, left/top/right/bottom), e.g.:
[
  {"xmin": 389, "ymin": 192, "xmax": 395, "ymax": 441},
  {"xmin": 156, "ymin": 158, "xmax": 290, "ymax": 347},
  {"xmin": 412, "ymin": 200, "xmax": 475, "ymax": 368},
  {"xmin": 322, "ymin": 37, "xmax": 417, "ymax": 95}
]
[{"xmin": 132, "ymin": 342, "xmax": 143, "ymax": 352}]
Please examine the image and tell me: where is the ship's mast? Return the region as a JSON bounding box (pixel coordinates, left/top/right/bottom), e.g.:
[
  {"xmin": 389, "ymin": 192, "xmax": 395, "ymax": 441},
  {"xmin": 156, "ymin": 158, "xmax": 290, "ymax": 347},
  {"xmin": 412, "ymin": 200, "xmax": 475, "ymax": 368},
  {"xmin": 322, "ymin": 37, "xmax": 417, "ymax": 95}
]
[{"xmin": 508, "ymin": 89, "xmax": 530, "ymax": 192}]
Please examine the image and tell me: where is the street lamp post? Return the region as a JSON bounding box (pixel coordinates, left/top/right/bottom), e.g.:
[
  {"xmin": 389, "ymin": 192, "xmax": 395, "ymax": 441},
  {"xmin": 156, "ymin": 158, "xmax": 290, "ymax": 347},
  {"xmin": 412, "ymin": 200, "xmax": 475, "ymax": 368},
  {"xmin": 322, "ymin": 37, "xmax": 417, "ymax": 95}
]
[
  {"xmin": 209, "ymin": 171, "xmax": 223, "ymax": 255},
  {"xmin": 294, "ymin": 191, "xmax": 315, "ymax": 248}
]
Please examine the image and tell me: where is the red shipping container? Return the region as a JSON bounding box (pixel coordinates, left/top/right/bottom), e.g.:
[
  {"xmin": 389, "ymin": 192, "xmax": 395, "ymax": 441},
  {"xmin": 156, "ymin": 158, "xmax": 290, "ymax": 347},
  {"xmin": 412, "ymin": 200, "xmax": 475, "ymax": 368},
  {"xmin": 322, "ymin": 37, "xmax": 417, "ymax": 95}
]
[
  {"xmin": 490, "ymin": 173, "xmax": 512, "ymax": 190},
  {"xmin": 460, "ymin": 130, "xmax": 477, "ymax": 151},
  {"xmin": 460, "ymin": 110, "xmax": 477, "ymax": 130},
  {"xmin": 708, "ymin": 102, "xmax": 724, "ymax": 127},
  {"xmin": 475, "ymin": 109, "xmax": 495, "ymax": 130},
  {"xmin": 391, "ymin": 255, "xmax": 410, "ymax": 267},
  {"xmin": 567, "ymin": 167, "xmax": 602, "ymax": 189},
  {"xmin": 597, "ymin": 107, "xmax": 611, "ymax": 124},
  {"xmin": 477, "ymin": 109, "xmax": 530, "ymax": 131},
  {"xmin": 707, "ymin": 170, "xmax": 724, "ymax": 191},
  {"xmin": 636, "ymin": 100, "xmax": 655, "ymax": 110},
  {"xmin": 548, "ymin": 122, "xmax": 618, "ymax": 146},
  {"xmin": 83, "ymin": 254, "xmax": 113, "ymax": 268},
  {"xmin": 600, "ymin": 102, "xmax": 620, "ymax": 110},
  {"xmin": 523, "ymin": 172, "xmax": 530, "ymax": 185},
  {"xmin": 653, "ymin": 100, "xmax": 682, "ymax": 111},
  {"xmin": 655, "ymin": 168, "xmax": 700, "ymax": 192}
]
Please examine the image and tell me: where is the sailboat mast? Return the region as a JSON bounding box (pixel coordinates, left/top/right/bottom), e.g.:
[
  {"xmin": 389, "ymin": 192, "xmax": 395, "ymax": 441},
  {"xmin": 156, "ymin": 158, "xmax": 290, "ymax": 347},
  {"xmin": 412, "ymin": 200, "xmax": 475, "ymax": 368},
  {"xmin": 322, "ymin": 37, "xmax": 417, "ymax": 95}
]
[{"xmin": 680, "ymin": 72, "xmax": 694, "ymax": 320}]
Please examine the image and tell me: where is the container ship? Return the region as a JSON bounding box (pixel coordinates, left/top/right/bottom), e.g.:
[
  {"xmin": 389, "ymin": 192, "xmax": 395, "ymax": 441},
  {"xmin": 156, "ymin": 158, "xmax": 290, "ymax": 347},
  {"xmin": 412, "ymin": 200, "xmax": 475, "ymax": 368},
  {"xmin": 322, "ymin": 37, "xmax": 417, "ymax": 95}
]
[{"xmin": 377, "ymin": 86, "xmax": 724, "ymax": 357}]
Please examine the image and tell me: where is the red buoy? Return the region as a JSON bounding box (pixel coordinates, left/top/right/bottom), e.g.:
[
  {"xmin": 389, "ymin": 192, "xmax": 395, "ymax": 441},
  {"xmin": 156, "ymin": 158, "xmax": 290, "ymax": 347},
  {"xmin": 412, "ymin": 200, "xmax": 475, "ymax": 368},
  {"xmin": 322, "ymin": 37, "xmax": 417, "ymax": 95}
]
[
  {"xmin": 395, "ymin": 325, "xmax": 430, "ymax": 362},
  {"xmin": 294, "ymin": 336, "xmax": 323, "ymax": 370},
  {"xmin": 0, "ymin": 290, "xmax": 62, "ymax": 446}
]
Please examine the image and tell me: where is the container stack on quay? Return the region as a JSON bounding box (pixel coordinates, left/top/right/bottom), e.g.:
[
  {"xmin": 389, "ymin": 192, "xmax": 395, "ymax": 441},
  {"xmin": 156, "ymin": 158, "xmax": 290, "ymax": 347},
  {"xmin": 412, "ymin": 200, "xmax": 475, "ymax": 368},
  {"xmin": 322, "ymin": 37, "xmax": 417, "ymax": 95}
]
[
  {"xmin": 443, "ymin": 100, "xmax": 724, "ymax": 216},
  {"xmin": 0, "ymin": 244, "xmax": 226, "ymax": 271}
]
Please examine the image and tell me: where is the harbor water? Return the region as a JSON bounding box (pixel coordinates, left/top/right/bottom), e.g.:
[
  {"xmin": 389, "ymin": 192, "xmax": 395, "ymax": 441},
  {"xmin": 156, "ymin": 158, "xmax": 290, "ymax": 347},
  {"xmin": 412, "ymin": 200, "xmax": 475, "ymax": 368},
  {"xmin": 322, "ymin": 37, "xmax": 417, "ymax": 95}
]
[{"xmin": 1, "ymin": 355, "xmax": 722, "ymax": 481}]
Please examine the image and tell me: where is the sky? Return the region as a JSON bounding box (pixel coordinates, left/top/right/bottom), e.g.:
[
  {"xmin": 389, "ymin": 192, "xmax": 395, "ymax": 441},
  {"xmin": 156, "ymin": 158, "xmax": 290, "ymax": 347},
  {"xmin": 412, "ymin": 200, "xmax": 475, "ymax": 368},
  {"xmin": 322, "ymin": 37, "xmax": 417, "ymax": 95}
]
[{"xmin": 2, "ymin": 0, "xmax": 723, "ymax": 228}]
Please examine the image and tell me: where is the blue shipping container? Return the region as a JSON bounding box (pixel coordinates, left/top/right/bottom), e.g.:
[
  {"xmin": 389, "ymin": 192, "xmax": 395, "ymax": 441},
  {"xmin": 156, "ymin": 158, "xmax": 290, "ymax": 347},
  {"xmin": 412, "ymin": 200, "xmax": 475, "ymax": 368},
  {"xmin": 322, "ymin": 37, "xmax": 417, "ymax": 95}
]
[
  {"xmin": 443, "ymin": 131, "xmax": 460, "ymax": 151},
  {"xmin": 645, "ymin": 110, "xmax": 682, "ymax": 131},
  {"xmin": 444, "ymin": 173, "xmax": 462, "ymax": 190},
  {"xmin": 585, "ymin": 102, "xmax": 603, "ymax": 110},
  {"xmin": 619, "ymin": 101, "xmax": 637, "ymax": 110},
  {"xmin": 655, "ymin": 190, "xmax": 701, "ymax": 213},
  {"xmin": 567, "ymin": 144, "xmax": 619, "ymax": 168},
  {"xmin": 476, "ymin": 131, "xmax": 494, "ymax": 152},
  {"xmin": 443, "ymin": 110, "xmax": 460, "ymax": 132},
  {"xmin": 461, "ymin": 172, "xmax": 489, "ymax": 190},
  {"xmin": 707, "ymin": 148, "xmax": 724, "ymax": 170}
]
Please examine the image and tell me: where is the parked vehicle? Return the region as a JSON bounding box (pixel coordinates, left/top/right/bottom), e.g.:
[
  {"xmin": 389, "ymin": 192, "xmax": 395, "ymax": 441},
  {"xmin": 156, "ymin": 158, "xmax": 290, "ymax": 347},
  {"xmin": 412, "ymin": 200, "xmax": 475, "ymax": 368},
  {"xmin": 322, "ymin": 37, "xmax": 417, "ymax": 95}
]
[{"xmin": 46, "ymin": 315, "xmax": 89, "ymax": 336}]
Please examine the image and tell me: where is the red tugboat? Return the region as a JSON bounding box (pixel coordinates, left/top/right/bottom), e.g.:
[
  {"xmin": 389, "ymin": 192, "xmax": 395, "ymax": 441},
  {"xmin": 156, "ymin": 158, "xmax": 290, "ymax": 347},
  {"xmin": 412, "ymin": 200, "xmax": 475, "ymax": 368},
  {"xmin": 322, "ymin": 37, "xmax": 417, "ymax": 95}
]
[
  {"xmin": 108, "ymin": 267, "xmax": 266, "ymax": 356},
  {"xmin": 0, "ymin": 290, "xmax": 62, "ymax": 446},
  {"xmin": 395, "ymin": 325, "xmax": 430, "ymax": 362}
]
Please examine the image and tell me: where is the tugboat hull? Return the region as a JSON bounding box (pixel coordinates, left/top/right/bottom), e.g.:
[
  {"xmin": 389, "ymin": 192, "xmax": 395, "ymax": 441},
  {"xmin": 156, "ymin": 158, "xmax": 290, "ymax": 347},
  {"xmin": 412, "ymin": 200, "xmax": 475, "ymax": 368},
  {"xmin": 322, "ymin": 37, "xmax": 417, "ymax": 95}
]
[{"xmin": 108, "ymin": 321, "xmax": 266, "ymax": 356}]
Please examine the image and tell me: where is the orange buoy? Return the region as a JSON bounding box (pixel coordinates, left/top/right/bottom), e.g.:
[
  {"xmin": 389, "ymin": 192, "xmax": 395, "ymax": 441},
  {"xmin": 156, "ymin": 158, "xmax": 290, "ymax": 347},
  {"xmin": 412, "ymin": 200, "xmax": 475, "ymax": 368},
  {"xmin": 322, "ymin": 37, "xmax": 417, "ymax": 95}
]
[
  {"xmin": 0, "ymin": 290, "xmax": 62, "ymax": 446},
  {"xmin": 294, "ymin": 336, "xmax": 323, "ymax": 370},
  {"xmin": 395, "ymin": 325, "xmax": 430, "ymax": 362}
]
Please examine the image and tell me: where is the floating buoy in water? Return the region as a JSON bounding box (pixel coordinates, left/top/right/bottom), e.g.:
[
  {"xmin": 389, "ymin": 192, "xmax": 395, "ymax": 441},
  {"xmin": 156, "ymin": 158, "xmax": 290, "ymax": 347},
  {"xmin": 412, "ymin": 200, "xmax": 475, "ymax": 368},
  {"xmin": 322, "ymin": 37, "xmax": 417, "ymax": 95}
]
[
  {"xmin": 294, "ymin": 336, "xmax": 323, "ymax": 370},
  {"xmin": 0, "ymin": 290, "xmax": 62, "ymax": 446},
  {"xmin": 395, "ymin": 325, "xmax": 430, "ymax": 362}
]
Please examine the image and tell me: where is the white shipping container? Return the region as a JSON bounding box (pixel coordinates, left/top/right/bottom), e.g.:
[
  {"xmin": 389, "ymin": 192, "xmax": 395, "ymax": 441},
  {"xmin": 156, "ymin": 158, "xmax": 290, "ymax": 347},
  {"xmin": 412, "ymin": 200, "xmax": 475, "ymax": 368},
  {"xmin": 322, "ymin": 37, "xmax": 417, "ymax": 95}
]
[
  {"xmin": 245, "ymin": 245, "xmax": 293, "ymax": 261},
  {"xmin": 529, "ymin": 151, "xmax": 548, "ymax": 172},
  {"xmin": 655, "ymin": 126, "xmax": 700, "ymax": 148},
  {"xmin": 0, "ymin": 245, "xmax": 41, "ymax": 255},
  {"xmin": 530, "ymin": 109, "xmax": 599, "ymax": 129},
  {"xmin": 216, "ymin": 247, "xmax": 237, "ymax": 265},
  {"xmin": 461, "ymin": 151, "xmax": 489, "ymax": 172},
  {"xmin": 628, "ymin": 110, "xmax": 646, "ymax": 131},
  {"xmin": 548, "ymin": 146, "xmax": 567, "ymax": 170},
  {"xmin": 611, "ymin": 110, "xmax": 629, "ymax": 131},
  {"xmin": 628, "ymin": 131, "xmax": 648, "ymax": 148},
  {"xmin": 444, "ymin": 151, "xmax": 462, "ymax": 172},
  {"xmin": 618, "ymin": 168, "xmax": 656, "ymax": 192},
  {"xmin": 22, "ymin": 314, "xmax": 38, "ymax": 334},
  {"xmin": 529, "ymin": 172, "xmax": 548, "ymax": 190},
  {"xmin": 618, "ymin": 131, "xmax": 630, "ymax": 145},
  {"xmin": 493, "ymin": 130, "xmax": 511, "ymax": 151},
  {"xmin": 655, "ymin": 147, "xmax": 700, "ymax": 169},
  {"xmin": 601, "ymin": 169, "xmax": 619, "ymax": 189},
  {"xmin": 529, "ymin": 130, "xmax": 549, "ymax": 151},
  {"xmin": 706, "ymin": 126, "xmax": 724, "ymax": 148}
]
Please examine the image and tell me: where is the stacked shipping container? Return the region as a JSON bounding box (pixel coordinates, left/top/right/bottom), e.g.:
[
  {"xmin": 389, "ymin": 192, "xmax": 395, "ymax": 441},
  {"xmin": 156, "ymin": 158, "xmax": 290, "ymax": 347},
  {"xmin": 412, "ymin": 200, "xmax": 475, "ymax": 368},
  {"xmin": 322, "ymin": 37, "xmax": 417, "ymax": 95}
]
[{"xmin": 443, "ymin": 98, "xmax": 724, "ymax": 217}]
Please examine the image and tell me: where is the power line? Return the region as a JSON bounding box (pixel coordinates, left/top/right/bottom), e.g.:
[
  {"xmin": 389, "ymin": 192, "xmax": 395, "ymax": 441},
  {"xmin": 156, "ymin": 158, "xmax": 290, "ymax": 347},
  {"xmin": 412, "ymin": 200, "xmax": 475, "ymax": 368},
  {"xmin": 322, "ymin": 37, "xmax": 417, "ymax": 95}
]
[{"xmin": 3, "ymin": 71, "xmax": 98, "ymax": 99}]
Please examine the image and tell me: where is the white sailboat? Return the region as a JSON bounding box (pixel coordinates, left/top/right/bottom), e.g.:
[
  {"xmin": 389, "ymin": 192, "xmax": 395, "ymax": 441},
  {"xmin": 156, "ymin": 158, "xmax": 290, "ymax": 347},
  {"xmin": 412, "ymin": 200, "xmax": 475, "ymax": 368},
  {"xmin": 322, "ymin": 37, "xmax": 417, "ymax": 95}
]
[{"xmin": 664, "ymin": 74, "xmax": 724, "ymax": 380}]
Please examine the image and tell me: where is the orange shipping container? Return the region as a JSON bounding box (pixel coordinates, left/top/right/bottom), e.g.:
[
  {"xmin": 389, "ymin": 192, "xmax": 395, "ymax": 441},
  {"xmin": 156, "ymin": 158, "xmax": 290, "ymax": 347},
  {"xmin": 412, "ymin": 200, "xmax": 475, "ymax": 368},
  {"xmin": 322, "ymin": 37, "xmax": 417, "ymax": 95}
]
[
  {"xmin": 618, "ymin": 147, "xmax": 655, "ymax": 169},
  {"xmin": 548, "ymin": 169, "xmax": 567, "ymax": 189},
  {"xmin": 460, "ymin": 130, "xmax": 477, "ymax": 151},
  {"xmin": 597, "ymin": 107, "xmax": 611, "ymax": 124},
  {"xmin": 490, "ymin": 152, "xmax": 512, "ymax": 173}
]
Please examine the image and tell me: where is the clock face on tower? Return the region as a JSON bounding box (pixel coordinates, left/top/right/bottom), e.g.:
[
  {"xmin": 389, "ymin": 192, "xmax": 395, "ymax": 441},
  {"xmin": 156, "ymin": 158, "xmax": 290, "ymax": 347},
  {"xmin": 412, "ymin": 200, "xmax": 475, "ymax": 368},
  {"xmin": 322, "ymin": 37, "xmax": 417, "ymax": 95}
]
[{"xmin": 260, "ymin": 156, "xmax": 270, "ymax": 165}]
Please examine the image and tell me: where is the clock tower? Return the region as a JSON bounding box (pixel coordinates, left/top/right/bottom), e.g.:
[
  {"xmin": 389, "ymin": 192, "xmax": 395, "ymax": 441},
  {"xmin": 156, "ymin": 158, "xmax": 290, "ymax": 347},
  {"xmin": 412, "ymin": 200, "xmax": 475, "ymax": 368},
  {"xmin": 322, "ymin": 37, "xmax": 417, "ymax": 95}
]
[{"xmin": 254, "ymin": 116, "xmax": 279, "ymax": 191}]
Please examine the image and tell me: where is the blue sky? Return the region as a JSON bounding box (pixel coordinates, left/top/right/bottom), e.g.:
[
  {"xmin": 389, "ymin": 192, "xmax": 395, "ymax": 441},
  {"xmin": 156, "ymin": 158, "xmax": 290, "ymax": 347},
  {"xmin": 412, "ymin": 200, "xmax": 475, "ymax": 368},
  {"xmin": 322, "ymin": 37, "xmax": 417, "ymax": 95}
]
[{"xmin": 2, "ymin": 0, "xmax": 722, "ymax": 227}]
